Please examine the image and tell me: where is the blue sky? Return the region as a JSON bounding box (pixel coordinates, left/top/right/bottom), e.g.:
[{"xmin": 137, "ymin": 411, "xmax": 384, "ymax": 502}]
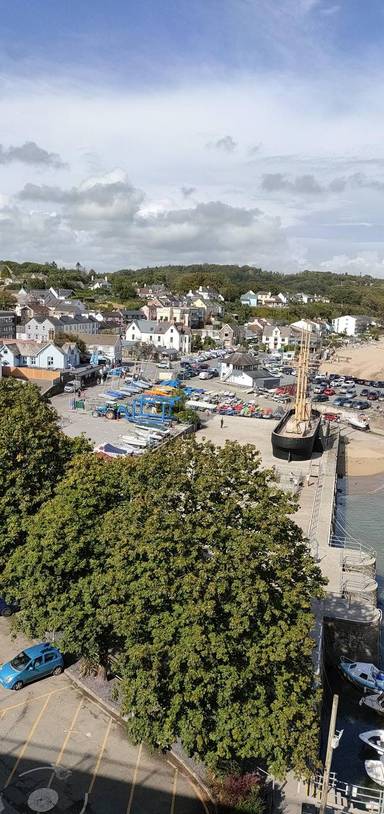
[{"xmin": 1, "ymin": 0, "xmax": 384, "ymax": 274}]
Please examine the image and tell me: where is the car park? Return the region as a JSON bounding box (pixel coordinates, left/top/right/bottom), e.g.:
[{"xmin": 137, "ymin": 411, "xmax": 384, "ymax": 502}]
[
  {"xmin": 0, "ymin": 642, "xmax": 64, "ymax": 691},
  {"xmin": 330, "ymin": 378, "xmax": 344, "ymax": 387}
]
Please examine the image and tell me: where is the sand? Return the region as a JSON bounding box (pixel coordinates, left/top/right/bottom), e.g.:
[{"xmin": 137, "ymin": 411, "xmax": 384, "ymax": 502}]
[
  {"xmin": 320, "ymin": 339, "xmax": 384, "ymax": 380},
  {"xmin": 343, "ymin": 429, "xmax": 384, "ymax": 476}
]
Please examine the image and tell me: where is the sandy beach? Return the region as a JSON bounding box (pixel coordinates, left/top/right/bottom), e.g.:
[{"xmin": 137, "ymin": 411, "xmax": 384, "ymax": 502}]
[
  {"xmin": 343, "ymin": 428, "xmax": 384, "ymax": 476},
  {"xmin": 320, "ymin": 339, "xmax": 384, "ymax": 379}
]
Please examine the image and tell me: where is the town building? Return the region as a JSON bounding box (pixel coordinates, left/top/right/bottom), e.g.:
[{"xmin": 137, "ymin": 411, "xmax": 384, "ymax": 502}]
[
  {"xmin": 89, "ymin": 275, "xmax": 111, "ymax": 291},
  {"xmin": 20, "ymin": 315, "xmax": 99, "ymax": 342},
  {"xmin": 74, "ymin": 334, "xmax": 123, "ymax": 365},
  {"xmin": 0, "ymin": 310, "xmax": 16, "ymax": 339},
  {"xmin": 262, "ymin": 325, "xmax": 296, "ymax": 352},
  {"xmin": 240, "ymin": 290, "xmax": 258, "ymax": 307},
  {"xmin": 219, "ymin": 352, "xmax": 279, "ymax": 389},
  {"xmin": 126, "ymin": 319, "xmax": 191, "ymax": 354},
  {"xmin": 0, "ymin": 340, "xmax": 80, "ymax": 370},
  {"xmin": 332, "ymin": 314, "xmax": 373, "ymax": 336}
]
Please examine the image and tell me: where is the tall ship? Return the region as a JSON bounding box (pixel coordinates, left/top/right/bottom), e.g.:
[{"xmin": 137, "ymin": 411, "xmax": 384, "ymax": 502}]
[{"xmin": 271, "ymin": 329, "xmax": 321, "ymax": 461}]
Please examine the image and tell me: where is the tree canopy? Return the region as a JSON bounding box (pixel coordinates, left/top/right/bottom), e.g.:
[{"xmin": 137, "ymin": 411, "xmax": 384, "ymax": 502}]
[
  {"xmin": 2, "ymin": 433, "xmax": 324, "ymax": 778},
  {"xmin": 0, "ymin": 379, "xmax": 90, "ymax": 568}
]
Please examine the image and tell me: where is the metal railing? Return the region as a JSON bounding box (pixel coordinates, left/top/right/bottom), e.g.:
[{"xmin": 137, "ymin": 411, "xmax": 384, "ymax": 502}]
[{"xmin": 310, "ymin": 771, "xmax": 384, "ymax": 813}]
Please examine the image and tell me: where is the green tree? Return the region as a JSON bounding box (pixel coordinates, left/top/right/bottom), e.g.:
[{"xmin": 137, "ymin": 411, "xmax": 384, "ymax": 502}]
[
  {"xmin": 0, "ymin": 289, "xmax": 16, "ymax": 309},
  {"xmin": 0, "ymin": 379, "xmax": 90, "ymax": 569},
  {"xmin": 55, "ymin": 332, "xmax": 87, "ymax": 354},
  {"xmin": 102, "ymin": 440, "xmax": 324, "ymax": 777}
]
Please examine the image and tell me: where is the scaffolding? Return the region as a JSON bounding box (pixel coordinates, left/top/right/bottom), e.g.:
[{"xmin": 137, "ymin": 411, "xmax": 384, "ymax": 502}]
[{"xmin": 293, "ymin": 329, "xmax": 312, "ymax": 433}]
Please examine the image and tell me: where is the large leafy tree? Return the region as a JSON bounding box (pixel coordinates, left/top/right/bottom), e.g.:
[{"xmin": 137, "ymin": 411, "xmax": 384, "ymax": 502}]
[
  {"xmin": 3, "ymin": 436, "xmax": 324, "ymax": 777},
  {"xmin": 0, "ymin": 379, "xmax": 89, "ymax": 566},
  {"xmin": 101, "ymin": 440, "xmax": 324, "ymax": 777}
]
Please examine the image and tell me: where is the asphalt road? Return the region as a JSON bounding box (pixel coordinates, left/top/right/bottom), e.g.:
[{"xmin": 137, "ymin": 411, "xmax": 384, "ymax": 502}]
[{"xmin": 0, "ymin": 623, "xmax": 208, "ymax": 814}]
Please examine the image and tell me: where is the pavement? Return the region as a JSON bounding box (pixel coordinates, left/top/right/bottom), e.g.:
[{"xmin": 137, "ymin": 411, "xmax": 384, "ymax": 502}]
[{"xmin": 0, "ymin": 621, "xmax": 209, "ymax": 814}]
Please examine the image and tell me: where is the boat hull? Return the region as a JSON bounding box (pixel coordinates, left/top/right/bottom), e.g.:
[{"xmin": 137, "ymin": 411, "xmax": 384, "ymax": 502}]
[{"xmin": 271, "ymin": 408, "xmax": 321, "ymax": 461}]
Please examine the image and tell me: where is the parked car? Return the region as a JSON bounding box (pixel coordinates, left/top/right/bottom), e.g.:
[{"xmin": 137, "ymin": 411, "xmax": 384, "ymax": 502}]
[
  {"xmin": 342, "ymin": 399, "xmax": 355, "ymax": 408},
  {"xmin": 354, "ymin": 400, "xmax": 370, "ymax": 410},
  {"xmin": 361, "ymin": 388, "xmax": 369, "ymax": 397},
  {"xmin": 313, "ymin": 386, "xmax": 325, "ymax": 394},
  {"xmin": 333, "ymin": 397, "xmax": 348, "ymax": 406},
  {"xmin": 344, "ymin": 379, "xmax": 355, "ymax": 386},
  {"xmin": 313, "ymin": 394, "xmax": 329, "ymax": 402},
  {"xmin": 0, "ymin": 643, "xmax": 64, "ymax": 691},
  {"xmin": 323, "ymin": 387, "xmax": 335, "ymax": 396},
  {"xmin": 0, "ymin": 597, "xmax": 17, "ymax": 617},
  {"xmin": 330, "ymin": 377, "xmax": 344, "ymax": 386},
  {"xmin": 63, "ymin": 379, "xmax": 81, "ymax": 393},
  {"xmin": 368, "ymin": 392, "xmax": 379, "ymax": 400}
]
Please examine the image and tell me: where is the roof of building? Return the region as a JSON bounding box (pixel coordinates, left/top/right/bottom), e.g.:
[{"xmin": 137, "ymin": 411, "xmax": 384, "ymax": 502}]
[
  {"xmin": 223, "ymin": 352, "xmax": 258, "ymax": 368},
  {"xmin": 75, "ymin": 333, "xmax": 121, "ymax": 346},
  {"xmin": 50, "ymin": 287, "xmax": 74, "ymax": 298},
  {"xmin": 0, "ymin": 339, "xmax": 58, "ymax": 357},
  {"xmin": 263, "ymin": 325, "xmax": 293, "ymax": 338}
]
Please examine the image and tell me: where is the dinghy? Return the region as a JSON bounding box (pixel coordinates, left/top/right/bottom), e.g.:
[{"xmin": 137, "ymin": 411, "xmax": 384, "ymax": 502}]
[
  {"xmin": 359, "ymin": 730, "xmax": 384, "ymax": 755},
  {"xmin": 348, "ymin": 414, "xmax": 370, "ymax": 431},
  {"xmin": 365, "ymin": 758, "xmax": 384, "ymax": 787},
  {"xmin": 340, "ymin": 658, "xmax": 384, "ymax": 691},
  {"xmin": 360, "ymin": 693, "xmax": 384, "ymax": 715}
]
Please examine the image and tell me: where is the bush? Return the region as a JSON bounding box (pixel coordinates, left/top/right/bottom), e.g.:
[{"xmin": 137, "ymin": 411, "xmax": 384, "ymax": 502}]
[
  {"xmin": 212, "ymin": 772, "xmax": 266, "ymax": 814},
  {"xmin": 176, "ymin": 408, "xmax": 201, "ymax": 428}
]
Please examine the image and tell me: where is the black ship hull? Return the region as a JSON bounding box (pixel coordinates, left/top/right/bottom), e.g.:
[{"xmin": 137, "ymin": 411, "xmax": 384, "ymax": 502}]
[{"xmin": 271, "ymin": 408, "xmax": 321, "ymax": 461}]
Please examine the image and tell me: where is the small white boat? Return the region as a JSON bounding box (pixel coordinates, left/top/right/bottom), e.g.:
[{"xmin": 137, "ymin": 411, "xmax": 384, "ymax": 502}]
[
  {"xmin": 340, "ymin": 658, "xmax": 384, "ymax": 691},
  {"xmin": 120, "ymin": 435, "xmax": 149, "ymax": 448},
  {"xmin": 360, "ymin": 692, "xmax": 384, "ymax": 715},
  {"xmin": 348, "ymin": 414, "xmax": 370, "ymax": 431},
  {"xmin": 365, "ymin": 757, "xmax": 384, "ymax": 786},
  {"xmin": 359, "ymin": 730, "xmax": 384, "ymax": 755}
]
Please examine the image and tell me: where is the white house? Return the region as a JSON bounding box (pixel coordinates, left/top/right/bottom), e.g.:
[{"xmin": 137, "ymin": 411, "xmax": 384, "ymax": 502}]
[
  {"xmin": 75, "ymin": 333, "xmax": 123, "ymax": 365},
  {"xmin": 262, "ymin": 325, "xmax": 296, "ymax": 351},
  {"xmin": 126, "ymin": 320, "xmax": 191, "ymax": 354},
  {"xmin": 20, "ymin": 315, "xmax": 99, "ymax": 341},
  {"xmin": 89, "ymin": 275, "xmax": 111, "ymax": 290},
  {"xmin": 0, "ymin": 340, "xmax": 80, "ymax": 370},
  {"xmin": 332, "ymin": 315, "xmax": 373, "ymax": 336},
  {"xmin": 290, "ymin": 319, "xmax": 325, "ymax": 335},
  {"xmin": 240, "ymin": 290, "xmax": 258, "ymax": 307},
  {"xmin": 219, "ymin": 352, "xmax": 278, "ymax": 388}
]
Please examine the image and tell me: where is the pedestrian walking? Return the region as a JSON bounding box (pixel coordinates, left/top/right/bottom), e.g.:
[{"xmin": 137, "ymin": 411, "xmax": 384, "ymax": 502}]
[{"xmin": 220, "ymin": 417, "xmax": 224, "ymax": 429}]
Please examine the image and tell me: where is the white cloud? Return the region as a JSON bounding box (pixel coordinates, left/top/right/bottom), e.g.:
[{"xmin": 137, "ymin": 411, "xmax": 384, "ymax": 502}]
[{"xmin": 1, "ymin": 71, "xmax": 384, "ymax": 272}]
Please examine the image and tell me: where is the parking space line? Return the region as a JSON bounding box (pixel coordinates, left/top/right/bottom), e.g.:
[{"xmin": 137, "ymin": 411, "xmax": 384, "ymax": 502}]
[
  {"xmin": 0, "ymin": 685, "xmax": 67, "ymax": 715},
  {"xmin": 170, "ymin": 768, "xmax": 178, "ymax": 814},
  {"xmin": 166, "ymin": 759, "xmax": 210, "ymax": 814},
  {"xmin": 126, "ymin": 741, "xmax": 143, "ymax": 814},
  {"xmin": 47, "ymin": 698, "xmax": 83, "ymax": 788},
  {"xmin": 4, "ymin": 692, "xmax": 53, "ymax": 788},
  {"xmin": 87, "ymin": 716, "xmax": 113, "ymax": 795}
]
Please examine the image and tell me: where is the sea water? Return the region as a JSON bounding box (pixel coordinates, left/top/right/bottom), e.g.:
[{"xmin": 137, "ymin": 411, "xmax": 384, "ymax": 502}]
[{"xmin": 322, "ymin": 473, "xmax": 384, "ymax": 787}]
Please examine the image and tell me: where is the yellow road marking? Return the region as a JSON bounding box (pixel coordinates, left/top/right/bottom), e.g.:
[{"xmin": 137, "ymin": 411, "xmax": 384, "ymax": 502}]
[
  {"xmin": 170, "ymin": 768, "xmax": 178, "ymax": 814},
  {"xmin": 4, "ymin": 692, "xmax": 52, "ymax": 788},
  {"xmin": 47, "ymin": 698, "xmax": 83, "ymax": 788},
  {"xmin": 0, "ymin": 686, "xmax": 67, "ymax": 715},
  {"xmin": 87, "ymin": 716, "xmax": 113, "ymax": 795},
  {"xmin": 126, "ymin": 741, "xmax": 143, "ymax": 814},
  {"xmin": 166, "ymin": 759, "xmax": 210, "ymax": 814}
]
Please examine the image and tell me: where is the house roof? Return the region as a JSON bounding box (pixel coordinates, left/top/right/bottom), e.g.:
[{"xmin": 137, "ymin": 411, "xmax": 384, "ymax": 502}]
[
  {"xmin": 0, "ymin": 339, "xmax": 57, "ymax": 357},
  {"xmin": 75, "ymin": 333, "xmax": 121, "ymax": 346},
  {"xmin": 223, "ymin": 352, "xmax": 258, "ymax": 368},
  {"xmin": 263, "ymin": 325, "xmax": 292, "ymax": 338}
]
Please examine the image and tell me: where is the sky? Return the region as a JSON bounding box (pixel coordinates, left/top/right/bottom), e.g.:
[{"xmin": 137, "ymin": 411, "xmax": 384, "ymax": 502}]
[{"xmin": 1, "ymin": 0, "xmax": 384, "ymax": 274}]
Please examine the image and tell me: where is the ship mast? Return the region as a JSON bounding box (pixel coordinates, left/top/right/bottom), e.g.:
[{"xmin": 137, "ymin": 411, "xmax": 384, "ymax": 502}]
[{"xmin": 293, "ymin": 328, "xmax": 311, "ymax": 433}]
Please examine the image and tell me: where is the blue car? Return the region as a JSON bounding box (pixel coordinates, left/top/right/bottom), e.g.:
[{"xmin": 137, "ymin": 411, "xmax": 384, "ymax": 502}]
[{"xmin": 0, "ymin": 642, "xmax": 64, "ymax": 691}]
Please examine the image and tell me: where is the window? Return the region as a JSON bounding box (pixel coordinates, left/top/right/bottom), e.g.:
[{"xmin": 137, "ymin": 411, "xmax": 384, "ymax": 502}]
[
  {"xmin": 30, "ymin": 357, "xmax": 36, "ymax": 365},
  {"xmin": 47, "ymin": 356, "xmax": 54, "ymax": 367},
  {"xmin": 44, "ymin": 653, "xmax": 56, "ymax": 664},
  {"xmin": 149, "ymin": 335, "xmax": 153, "ymax": 342},
  {"xmin": 158, "ymin": 336, "xmax": 161, "ymax": 342},
  {"xmin": 34, "ymin": 657, "xmax": 43, "ymax": 668}
]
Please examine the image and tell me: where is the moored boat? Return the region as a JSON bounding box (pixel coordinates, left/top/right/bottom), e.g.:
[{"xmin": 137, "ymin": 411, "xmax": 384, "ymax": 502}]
[
  {"xmin": 340, "ymin": 658, "xmax": 384, "ymax": 691},
  {"xmin": 365, "ymin": 758, "xmax": 384, "ymax": 787},
  {"xmin": 348, "ymin": 414, "xmax": 370, "ymax": 431},
  {"xmin": 360, "ymin": 692, "xmax": 384, "ymax": 715},
  {"xmin": 359, "ymin": 730, "xmax": 384, "ymax": 755}
]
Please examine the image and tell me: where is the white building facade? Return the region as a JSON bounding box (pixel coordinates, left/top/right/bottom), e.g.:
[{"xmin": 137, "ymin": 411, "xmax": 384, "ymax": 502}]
[
  {"xmin": 126, "ymin": 320, "xmax": 191, "ymax": 354},
  {"xmin": 332, "ymin": 315, "xmax": 372, "ymax": 336}
]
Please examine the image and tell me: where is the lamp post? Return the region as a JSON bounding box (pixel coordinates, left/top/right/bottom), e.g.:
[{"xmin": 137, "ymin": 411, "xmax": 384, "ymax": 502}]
[{"xmin": 319, "ymin": 694, "xmax": 342, "ymax": 814}]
